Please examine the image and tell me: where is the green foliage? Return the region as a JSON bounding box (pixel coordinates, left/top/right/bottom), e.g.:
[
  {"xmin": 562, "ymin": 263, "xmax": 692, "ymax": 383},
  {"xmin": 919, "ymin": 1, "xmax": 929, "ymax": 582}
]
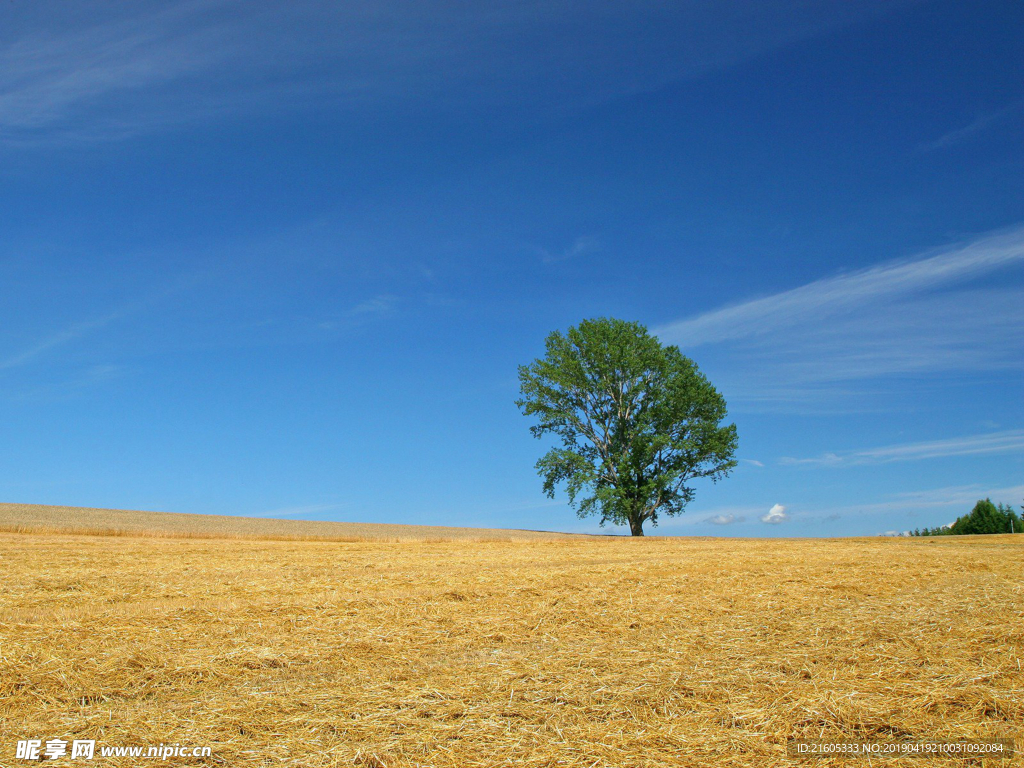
[
  {"xmin": 910, "ymin": 498, "xmax": 1022, "ymax": 536},
  {"xmin": 516, "ymin": 317, "xmax": 738, "ymax": 536}
]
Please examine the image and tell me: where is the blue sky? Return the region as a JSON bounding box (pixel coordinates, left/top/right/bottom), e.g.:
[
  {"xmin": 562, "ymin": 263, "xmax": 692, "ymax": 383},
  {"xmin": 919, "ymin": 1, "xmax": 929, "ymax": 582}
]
[{"xmin": 1, "ymin": 0, "xmax": 1021, "ymax": 536}]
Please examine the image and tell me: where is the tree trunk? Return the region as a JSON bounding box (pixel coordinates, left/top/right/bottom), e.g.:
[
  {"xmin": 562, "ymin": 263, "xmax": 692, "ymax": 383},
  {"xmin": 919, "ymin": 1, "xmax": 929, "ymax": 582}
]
[{"xmin": 628, "ymin": 516, "xmax": 645, "ymax": 536}]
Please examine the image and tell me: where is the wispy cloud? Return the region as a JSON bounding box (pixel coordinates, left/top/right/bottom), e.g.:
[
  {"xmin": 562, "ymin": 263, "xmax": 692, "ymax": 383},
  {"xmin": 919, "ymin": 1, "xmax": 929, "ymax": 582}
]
[
  {"xmin": 740, "ymin": 458, "xmax": 765, "ymax": 468},
  {"xmin": 781, "ymin": 430, "xmax": 1024, "ymax": 467},
  {"xmin": 707, "ymin": 513, "xmax": 744, "ymax": 525},
  {"xmin": 3, "ymin": 363, "xmax": 125, "ymax": 403},
  {"xmin": 657, "ymin": 228, "xmax": 1024, "ymax": 349},
  {"xmin": 0, "ymin": 310, "xmax": 128, "ymax": 371},
  {"xmin": 537, "ymin": 236, "xmax": 601, "ymax": 264},
  {"xmin": 253, "ymin": 503, "xmax": 348, "ymax": 519},
  {"xmin": 0, "ymin": 274, "xmax": 199, "ymax": 374},
  {"xmin": 654, "ymin": 227, "xmax": 1024, "ymax": 404},
  {"xmin": 917, "ymin": 108, "xmax": 1012, "ymax": 153},
  {"xmin": 1, "ymin": 1, "xmax": 911, "ymax": 144},
  {"xmin": 347, "ymin": 295, "xmax": 399, "ymax": 318},
  {"xmin": 312, "ymin": 295, "xmax": 400, "ymax": 334},
  {"xmin": 0, "ymin": 1, "xmax": 242, "ymax": 142},
  {"xmin": 637, "ymin": 504, "xmax": 761, "ymax": 530},
  {"xmin": 885, "ymin": 483, "xmax": 1024, "ymax": 510},
  {"xmin": 797, "ymin": 483, "xmax": 1024, "ymax": 523}
]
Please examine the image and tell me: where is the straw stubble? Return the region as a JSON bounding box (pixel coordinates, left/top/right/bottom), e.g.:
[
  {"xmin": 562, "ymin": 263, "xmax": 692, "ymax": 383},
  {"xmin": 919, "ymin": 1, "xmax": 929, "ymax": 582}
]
[{"xmin": 1, "ymin": 521, "xmax": 1020, "ymax": 767}]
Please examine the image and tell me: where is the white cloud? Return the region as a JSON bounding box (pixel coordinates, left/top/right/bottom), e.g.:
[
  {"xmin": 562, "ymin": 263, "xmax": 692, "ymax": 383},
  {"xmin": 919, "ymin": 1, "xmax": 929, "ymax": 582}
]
[
  {"xmin": 760, "ymin": 503, "xmax": 788, "ymax": 524},
  {"xmin": 741, "ymin": 458, "xmax": 765, "ymax": 467},
  {"xmin": 781, "ymin": 430, "xmax": 1024, "ymax": 467},
  {"xmin": 707, "ymin": 513, "xmax": 744, "ymax": 525}
]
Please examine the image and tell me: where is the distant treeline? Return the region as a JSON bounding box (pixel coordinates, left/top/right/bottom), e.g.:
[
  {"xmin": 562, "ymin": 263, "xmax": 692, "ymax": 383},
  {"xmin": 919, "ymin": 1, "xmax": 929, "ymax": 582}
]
[{"xmin": 912, "ymin": 498, "xmax": 1022, "ymax": 536}]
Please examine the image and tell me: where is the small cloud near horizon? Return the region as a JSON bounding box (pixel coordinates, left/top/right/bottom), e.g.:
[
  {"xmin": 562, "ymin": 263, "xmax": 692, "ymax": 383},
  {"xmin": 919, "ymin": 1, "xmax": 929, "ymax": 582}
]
[
  {"xmin": 708, "ymin": 513, "xmax": 745, "ymax": 525},
  {"xmin": 253, "ymin": 503, "xmax": 346, "ymax": 519},
  {"xmin": 760, "ymin": 504, "xmax": 788, "ymax": 524}
]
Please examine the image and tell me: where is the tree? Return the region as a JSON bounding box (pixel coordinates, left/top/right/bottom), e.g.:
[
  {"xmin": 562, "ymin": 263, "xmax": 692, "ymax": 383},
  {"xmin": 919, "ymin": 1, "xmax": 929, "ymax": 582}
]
[
  {"xmin": 516, "ymin": 317, "xmax": 738, "ymax": 536},
  {"xmin": 997, "ymin": 503, "xmax": 1022, "ymax": 533},
  {"xmin": 944, "ymin": 499, "xmax": 1021, "ymax": 535}
]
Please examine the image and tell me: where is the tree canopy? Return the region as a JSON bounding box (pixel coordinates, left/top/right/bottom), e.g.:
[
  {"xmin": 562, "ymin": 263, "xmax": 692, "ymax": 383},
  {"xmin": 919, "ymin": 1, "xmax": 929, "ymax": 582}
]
[
  {"xmin": 516, "ymin": 317, "xmax": 737, "ymax": 536},
  {"xmin": 911, "ymin": 498, "xmax": 1022, "ymax": 536}
]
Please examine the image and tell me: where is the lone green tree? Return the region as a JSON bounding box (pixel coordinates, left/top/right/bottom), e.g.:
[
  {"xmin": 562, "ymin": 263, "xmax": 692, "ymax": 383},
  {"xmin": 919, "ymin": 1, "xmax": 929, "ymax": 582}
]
[{"xmin": 516, "ymin": 317, "xmax": 738, "ymax": 536}]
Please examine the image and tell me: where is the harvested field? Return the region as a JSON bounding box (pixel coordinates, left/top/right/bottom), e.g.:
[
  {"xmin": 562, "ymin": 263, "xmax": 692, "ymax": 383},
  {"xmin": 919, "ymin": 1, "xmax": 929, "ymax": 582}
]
[
  {"xmin": 0, "ymin": 503, "xmax": 572, "ymax": 541},
  {"xmin": 1, "ymin": 529, "xmax": 1021, "ymax": 767}
]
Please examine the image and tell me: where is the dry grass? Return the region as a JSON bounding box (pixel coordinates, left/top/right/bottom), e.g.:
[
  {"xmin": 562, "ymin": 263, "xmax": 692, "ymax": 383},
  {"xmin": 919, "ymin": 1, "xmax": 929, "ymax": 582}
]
[
  {"xmin": 1, "ymin": 527, "xmax": 1021, "ymax": 767},
  {"xmin": 0, "ymin": 503, "xmax": 573, "ymax": 542}
]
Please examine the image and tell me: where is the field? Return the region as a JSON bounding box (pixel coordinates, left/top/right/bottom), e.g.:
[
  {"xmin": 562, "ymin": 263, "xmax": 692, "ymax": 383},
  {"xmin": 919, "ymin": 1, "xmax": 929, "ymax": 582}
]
[
  {"xmin": 1, "ymin": 510, "xmax": 1022, "ymax": 767},
  {"xmin": 0, "ymin": 503, "xmax": 570, "ymax": 541}
]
